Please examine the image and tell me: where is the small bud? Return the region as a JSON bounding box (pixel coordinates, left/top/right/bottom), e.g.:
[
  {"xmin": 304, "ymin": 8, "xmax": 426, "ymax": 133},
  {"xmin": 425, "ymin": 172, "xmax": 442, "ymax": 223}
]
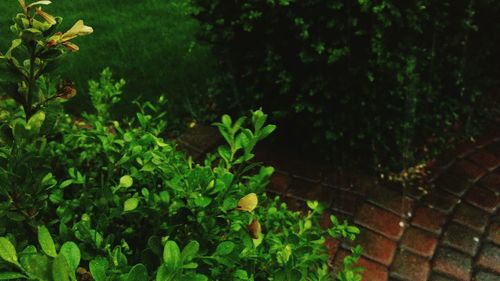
[
  {"xmin": 248, "ymin": 219, "xmax": 262, "ymax": 239},
  {"xmin": 62, "ymin": 41, "xmax": 79, "ymax": 52},
  {"xmin": 35, "ymin": 7, "xmax": 56, "ymax": 25},
  {"xmin": 47, "ymin": 32, "xmax": 62, "ymax": 47},
  {"xmin": 57, "ymin": 80, "xmax": 77, "ymax": 99}
]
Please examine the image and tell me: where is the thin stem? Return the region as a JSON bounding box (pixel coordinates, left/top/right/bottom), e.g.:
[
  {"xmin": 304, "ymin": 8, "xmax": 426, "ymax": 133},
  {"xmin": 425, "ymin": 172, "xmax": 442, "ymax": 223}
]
[{"xmin": 26, "ymin": 42, "xmax": 36, "ymax": 121}]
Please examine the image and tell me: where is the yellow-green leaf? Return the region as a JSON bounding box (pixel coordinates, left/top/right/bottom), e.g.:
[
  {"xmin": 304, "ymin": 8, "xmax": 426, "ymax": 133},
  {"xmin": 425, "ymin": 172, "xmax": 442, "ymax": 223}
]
[
  {"xmin": 59, "ymin": 242, "xmax": 80, "ymax": 273},
  {"xmin": 123, "ymin": 198, "xmax": 139, "ymax": 212},
  {"xmin": 119, "ymin": 175, "xmax": 133, "ymax": 188},
  {"xmin": 27, "ymin": 1, "xmax": 52, "ymax": 8},
  {"xmin": 38, "ymin": 225, "xmax": 57, "ymax": 257},
  {"xmin": 163, "ymin": 241, "xmax": 181, "ymax": 271},
  {"xmin": 0, "ymin": 237, "xmax": 19, "ymax": 267},
  {"xmin": 236, "ymin": 193, "xmax": 258, "ymax": 212}
]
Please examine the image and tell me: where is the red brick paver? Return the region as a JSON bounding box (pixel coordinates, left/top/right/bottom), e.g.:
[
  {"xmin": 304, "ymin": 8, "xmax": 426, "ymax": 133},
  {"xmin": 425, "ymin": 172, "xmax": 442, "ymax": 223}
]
[
  {"xmin": 355, "ymin": 203, "xmax": 404, "ymax": 240},
  {"xmin": 478, "ymin": 172, "xmax": 500, "ymax": 194},
  {"xmin": 400, "ymin": 227, "xmax": 438, "ymax": 257},
  {"xmin": 390, "ymin": 250, "xmax": 431, "ymax": 281},
  {"xmin": 441, "ymin": 223, "xmax": 481, "ymax": 256},
  {"xmin": 345, "ymin": 228, "xmax": 397, "ymax": 266},
  {"xmin": 411, "ymin": 206, "xmax": 447, "ymax": 234},
  {"xmin": 450, "ymin": 160, "xmax": 486, "ymax": 182},
  {"xmin": 432, "ymin": 247, "xmax": 473, "ymax": 281},
  {"xmin": 464, "ymin": 185, "xmax": 499, "ymax": 213},
  {"xmin": 486, "ymin": 222, "xmax": 500, "ymax": 245},
  {"xmin": 476, "ymin": 243, "xmax": 500, "ymax": 274},
  {"xmin": 452, "ymin": 203, "xmax": 490, "ymax": 232},
  {"xmin": 469, "ymin": 151, "xmax": 499, "ymax": 171}
]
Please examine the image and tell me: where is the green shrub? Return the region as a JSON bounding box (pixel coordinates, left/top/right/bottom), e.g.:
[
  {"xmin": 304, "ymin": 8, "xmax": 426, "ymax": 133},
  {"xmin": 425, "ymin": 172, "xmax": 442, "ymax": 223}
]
[
  {"xmin": 0, "ymin": 68, "xmax": 363, "ymax": 280},
  {"xmin": 192, "ymin": 0, "xmax": 500, "ymax": 170},
  {"xmin": 0, "ymin": 2, "xmax": 363, "ymax": 280}
]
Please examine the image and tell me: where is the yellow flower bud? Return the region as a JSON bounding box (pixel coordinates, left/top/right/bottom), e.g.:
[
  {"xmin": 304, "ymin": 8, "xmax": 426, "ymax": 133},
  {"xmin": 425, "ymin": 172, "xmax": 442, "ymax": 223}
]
[{"xmin": 62, "ymin": 20, "xmax": 93, "ymax": 42}]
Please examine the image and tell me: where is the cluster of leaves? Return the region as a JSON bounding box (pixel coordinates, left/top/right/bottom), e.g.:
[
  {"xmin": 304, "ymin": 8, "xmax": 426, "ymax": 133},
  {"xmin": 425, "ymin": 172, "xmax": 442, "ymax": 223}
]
[
  {"xmin": 0, "ymin": 0, "xmax": 93, "ymax": 121},
  {"xmin": 192, "ymin": 0, "xmax": 500, "ymax": 170},
  {"xmin": 0, "ymin": 69, "xmax": 362, "ymax": 280},
  {"xmin": 0, "ymin": 2, "xmax": 363, "ymax": 280}
]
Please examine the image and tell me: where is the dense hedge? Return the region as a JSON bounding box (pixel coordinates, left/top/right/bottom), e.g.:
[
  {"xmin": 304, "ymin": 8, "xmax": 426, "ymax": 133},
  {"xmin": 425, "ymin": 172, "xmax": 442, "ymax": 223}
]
[{"xmin": 192, "ymin": 0, "xmax": 500, "ymax": 170}]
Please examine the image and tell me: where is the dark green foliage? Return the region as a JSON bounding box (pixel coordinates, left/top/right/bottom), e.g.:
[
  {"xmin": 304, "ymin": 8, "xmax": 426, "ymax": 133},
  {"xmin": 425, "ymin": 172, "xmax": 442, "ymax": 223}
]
[{"xmin": 192, "ymin": 0, "xmax": 500, "ymax": 170}]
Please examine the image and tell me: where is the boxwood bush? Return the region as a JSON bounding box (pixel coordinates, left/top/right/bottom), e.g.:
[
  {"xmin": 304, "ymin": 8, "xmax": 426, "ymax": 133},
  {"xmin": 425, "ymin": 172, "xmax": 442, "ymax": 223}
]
[
  {"xmin": 0, "ymin": 2, "xmax": 362, "ymax": 280},
  {"xmin": 192, "ymin": 0, "xmax": 500, "ymax": 170}
]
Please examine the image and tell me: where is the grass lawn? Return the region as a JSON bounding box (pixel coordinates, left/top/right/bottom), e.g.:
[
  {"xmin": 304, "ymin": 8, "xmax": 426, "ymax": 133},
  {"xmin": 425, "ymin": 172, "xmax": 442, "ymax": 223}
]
[{"xmin": 0, "ymin": 0, "xmax": 217, "ymax": 120}]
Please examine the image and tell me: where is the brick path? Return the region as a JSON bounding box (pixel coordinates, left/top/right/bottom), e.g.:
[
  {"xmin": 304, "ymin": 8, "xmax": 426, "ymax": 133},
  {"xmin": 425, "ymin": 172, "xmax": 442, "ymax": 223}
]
[{"xmin": 177, "ymin": 126, "xmax": 500, "ymax": 281}]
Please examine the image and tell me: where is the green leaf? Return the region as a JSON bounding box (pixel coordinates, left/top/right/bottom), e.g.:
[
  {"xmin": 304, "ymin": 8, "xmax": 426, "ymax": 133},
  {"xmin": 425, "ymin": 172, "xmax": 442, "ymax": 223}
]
[
  {"xmin": 0, "ymin": 272, "xmax": 27, "ymax": 280},
  {"xmin": 330, "ymin": 215, "xmax": 339, "ymax": 225},
  {"xmin": 194, "ymin": 196, "xmax": 211, "ymax": 208},
  {"xmin": 112, "ymin": 247, "xmax": 128, "ymax": 267},
  {"xmin": 0, "ymin": 237, "xmax": 19, "ymax": 267},
  {"xmin": 347, "ymin": 226, "xmax": 360, "ymax": 234},
  {"xmin": 233, "ymin": 270, "xmax": 249, "ymax": 279},
  {"xmin": 188, "ymin": 274, "xmax": 208, "ymax": 281},
  {"xmin": 12, "ymin": 119, "xmax": 29, "ymax": 141},
  {"xmin": 123, "ymin": 198, "xmax": 139, "ymax": 212},
  {"xmin": 26, "ymin": 111, "xmax": 46, "ymax": 135},
  {"xmin": 277, "ymin": 245, "xmax": 292, "ymax": 265},
  {"xmin": 306, "ymin": 200, "xmax": 319, "ymax": 210},
  {"xmin": 59, "ymin": 179, "xmax": 73, "ymax": 189},
  {"xmin": 49, "ymin": 190, "xmax": 63, "ymax": 204},
  {"xmin": 159, "ymin": 191, "xmax": 170, "ymax": 203},
  {"xmin": 221, "ymin": 115, "xmax": 232, "ymax": 127},
  {"xmin": 5, "ymin": 39, "xmax": 21, "ymax": 58},
  {"xmin": 126, "ymin": 264, "xmax": 148, "ymax": 281},
  {"xmin": 233, "ymin": 117, "xmax": 246, "ymax": 132},
  {"xmin": 119, "ymin": 175, "xmax": 133, "ymax": 188},
  {"xmin": 59, "ymin": 242, "xmax": 80, "ymax": 273},
  {"xmin": 214, "ymin": 241, "xmax": 234, "ymax": 256},
  {"xmin": 20, "ymin": 254, "xmax": 51, "ymax": 281},
  {"xmin": 163, "ymin": 241, "xmax": 181, "ymax": 271},
  {"xmin": 181, "ymin": 241, "xmax": 199, "ymax": 262},
  {"xmin": 217, "ymin": 146, "xmax": 231, "ymax": 163},
  {"xmin": 147, "ymin": 236, "xmax": 162, "ymax": 256},
  {"xmin": 155, "ymin": 264, "xmax": 169, "ymax": 281},
  {"xmin": 89, "ymin": 257, "xmax": 108, "ymax": 281},
  {"xmin": 52, "ymin": 254, "xmax": 70, "ymax": 281},
  {"xmin": 182, "ymin": 262, "xmax": 198, "ymax": 269},
  {"xmin": 222, "ymin": 197, "xmax": 237, "ymax": 211},
  {"xmin": 38, "ymin": 225, "xmax": 57, "ymax": 257},
  {"xmin": 252, "ymin": 110, "xmax": 266, "ymax": 131},
  {"xmin": 258, "ymin": 124, "xmax": 276, "ymax": 140}
]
